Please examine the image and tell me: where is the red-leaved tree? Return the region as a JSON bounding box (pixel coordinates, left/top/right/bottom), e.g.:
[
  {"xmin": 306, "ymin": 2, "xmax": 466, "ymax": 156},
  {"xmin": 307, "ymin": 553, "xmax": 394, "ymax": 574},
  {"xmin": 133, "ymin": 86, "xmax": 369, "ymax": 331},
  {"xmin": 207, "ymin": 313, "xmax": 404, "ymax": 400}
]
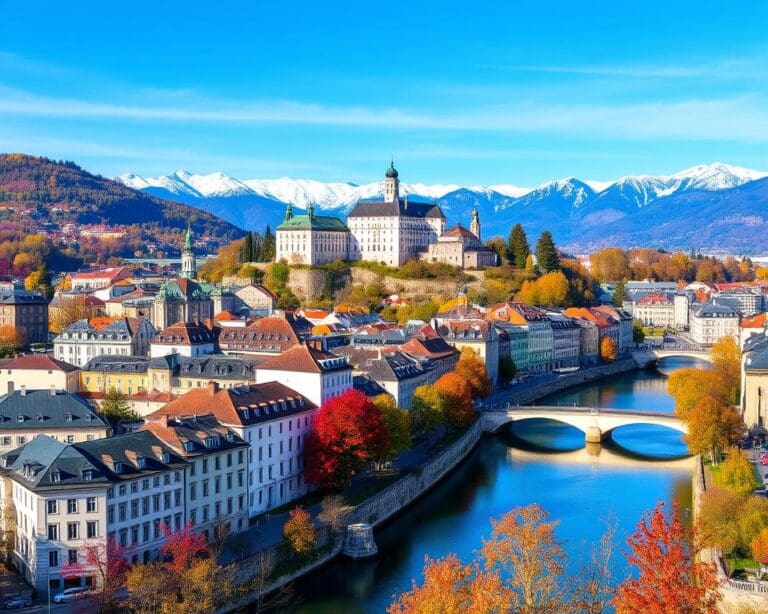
[
  {"xmin": 613, "ymin": 501, "xmax": 720, "ymax": 614},
  {"xmin": 60, "ymin": 538, "xmax": 130, "ymax": 612},
  {"xmin": 304, "ymin": 389, "xmax": 390, "ymax": 489},
  {"xmin": 159, "ymin": 522, "xmax": 209, "ymax": 576}
]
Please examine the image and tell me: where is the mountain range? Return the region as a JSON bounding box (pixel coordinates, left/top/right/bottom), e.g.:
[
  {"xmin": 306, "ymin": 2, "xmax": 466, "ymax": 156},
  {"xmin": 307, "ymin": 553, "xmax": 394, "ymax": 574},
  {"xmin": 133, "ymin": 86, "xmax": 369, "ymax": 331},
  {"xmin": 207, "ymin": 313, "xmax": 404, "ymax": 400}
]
[{"xmin": 119, "ymin": 163, "xmax": 768, "ymax": 253}]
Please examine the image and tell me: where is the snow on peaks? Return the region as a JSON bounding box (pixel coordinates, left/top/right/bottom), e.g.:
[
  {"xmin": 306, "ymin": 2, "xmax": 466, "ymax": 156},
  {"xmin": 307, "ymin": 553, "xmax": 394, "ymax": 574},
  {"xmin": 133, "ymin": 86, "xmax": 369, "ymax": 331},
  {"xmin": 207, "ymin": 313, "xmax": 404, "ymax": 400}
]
[{"xmin": 671, "ymin": 162, "xmax": 768, "ymax": 191}]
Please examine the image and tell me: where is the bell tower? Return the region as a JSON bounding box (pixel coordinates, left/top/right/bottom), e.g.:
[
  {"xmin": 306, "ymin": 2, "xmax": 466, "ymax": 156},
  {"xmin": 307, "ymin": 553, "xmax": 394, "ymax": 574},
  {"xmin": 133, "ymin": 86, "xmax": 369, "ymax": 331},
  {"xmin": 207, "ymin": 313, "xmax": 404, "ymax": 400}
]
[
  {"xmin": 470, "ymin": 208, "xmax": 481, "ymax": 240},
  {"xmin": 384, "ymin": 159, "xmax": 400, "ymax": 203},
  {"xmin": 180, "ymin": 223, "xmax": 197, "ymax": 280}
]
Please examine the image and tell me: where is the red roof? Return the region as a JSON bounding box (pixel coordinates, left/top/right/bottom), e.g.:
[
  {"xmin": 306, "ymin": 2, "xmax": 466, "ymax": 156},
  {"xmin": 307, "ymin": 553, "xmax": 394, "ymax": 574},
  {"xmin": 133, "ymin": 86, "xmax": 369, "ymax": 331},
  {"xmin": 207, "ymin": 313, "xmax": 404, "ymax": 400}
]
[
  {"xmin": 637, "ymin": 294, "xmax": 671, "ymax": 305},
  {"xmin": 72, "ymin": 266, "xmax": 127, "ymax": 281},
  {"xmin": 742, "ymin": 313, "xmax": 767, "ymax": 329},
  {"xmin": 257, "ymin": 344, "xmax": 349, "ymax": 373},
  {"xmin": 217, "ymin": 316, "xmax": 301, "ymax": 354},
  {"xmin": 0, "ymin": 353, "xmax": 79, "ymax": 372}
]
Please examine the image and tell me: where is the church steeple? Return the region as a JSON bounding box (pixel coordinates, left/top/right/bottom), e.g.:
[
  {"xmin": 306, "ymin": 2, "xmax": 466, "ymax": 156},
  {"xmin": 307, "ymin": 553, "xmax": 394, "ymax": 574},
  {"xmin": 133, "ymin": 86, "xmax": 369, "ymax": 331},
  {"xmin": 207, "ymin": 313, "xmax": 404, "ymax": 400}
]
[
  {"xmin": 180, "ymin": 222, "xmax": 197, "ymax": 279},
  {"xmin": 384, "ymin": 158, "xmax": 400, "ymax": 203},
  {"xmin": 470, "ymin": 207, "xmax": 481, "ymax": 240},
  {"xmin": 284, "ymin": 202, "xmax": 294, "ymax": 221}
]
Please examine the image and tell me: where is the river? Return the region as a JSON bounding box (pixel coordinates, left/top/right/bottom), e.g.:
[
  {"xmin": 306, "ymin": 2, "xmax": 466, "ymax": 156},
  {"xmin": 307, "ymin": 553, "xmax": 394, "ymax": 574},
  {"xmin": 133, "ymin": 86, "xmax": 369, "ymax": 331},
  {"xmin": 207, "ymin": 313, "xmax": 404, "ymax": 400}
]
[{"xmin": 292, "ymin": 357, "xmax": 706, "ymax": 613}]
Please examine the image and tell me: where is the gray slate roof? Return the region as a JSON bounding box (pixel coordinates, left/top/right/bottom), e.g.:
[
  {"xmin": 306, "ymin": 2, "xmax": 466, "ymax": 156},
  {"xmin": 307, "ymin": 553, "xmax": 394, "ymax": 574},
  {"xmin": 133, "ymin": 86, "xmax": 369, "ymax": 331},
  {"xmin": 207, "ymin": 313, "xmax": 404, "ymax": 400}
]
[
  {"xmin": 348, "ymin": 197, "xmax": 445, "ymax": 219},
  {"xmin": 0, "ymin": 390, "xmax": 107, "ymax": 430}
]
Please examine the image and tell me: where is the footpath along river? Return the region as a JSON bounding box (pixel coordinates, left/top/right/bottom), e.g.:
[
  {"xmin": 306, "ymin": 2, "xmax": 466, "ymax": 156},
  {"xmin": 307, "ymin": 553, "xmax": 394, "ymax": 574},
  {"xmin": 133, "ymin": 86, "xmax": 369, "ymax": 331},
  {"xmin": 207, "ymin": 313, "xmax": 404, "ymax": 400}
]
[{"xmin": 291, "ymin": 356, "xmax": 707, "ymax": 613}]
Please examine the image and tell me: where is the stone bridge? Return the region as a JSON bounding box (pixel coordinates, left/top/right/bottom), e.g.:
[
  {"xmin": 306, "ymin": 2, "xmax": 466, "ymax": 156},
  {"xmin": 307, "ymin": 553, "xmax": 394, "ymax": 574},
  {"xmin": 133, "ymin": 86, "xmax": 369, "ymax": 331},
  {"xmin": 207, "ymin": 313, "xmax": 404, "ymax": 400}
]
[
  {"xmin": 632, "ymin": 348, "xmax": 712, "ymax": 368},
  {"xmin": 483, "ymin": 406, "xmax": 687, "ymax": 444}
]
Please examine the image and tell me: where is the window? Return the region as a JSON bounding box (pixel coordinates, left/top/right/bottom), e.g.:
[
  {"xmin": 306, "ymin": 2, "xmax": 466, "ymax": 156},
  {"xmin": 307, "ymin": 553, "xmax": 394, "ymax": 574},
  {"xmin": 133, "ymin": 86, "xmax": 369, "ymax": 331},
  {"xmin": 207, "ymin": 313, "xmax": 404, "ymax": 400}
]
[
  {"xmin": 131, "ymin": 500, "xmax": 138, "ymax": 518},
  {"xmin": 87, "ymin": 521, "xmax": 98, "ymax": 539},
  {"xmin": 142, "ymin": 497, "xmax": 149, "ymax": 515},
  {"xmin": 47, "ymin": 500, "xmax": 58, "ymax": 514},
  {"xmin": 214, "ymin": 477, "xmax": 221, "ymax": 495},
  {"xmin": 51, "ymin": 471, "xmax": 60, "ymax": 483},
  {"xmin": 82, "ymin": 469, "xmax": 93, "ymax": 481},
  {"xmin": 86, "ymin": 497, "xmax": 97, "ymax": 513},
  {"xmin": 67, "ymin": 523, "xmax": 78, "ymax": 540},
  {"xmin": 67, "ymin": 499, "xmax": 77, "ymax": 514},
  {"xmin": 202, "ymin": 458, "xmax": 208, "ymax": 474},
  {"xmin": 107, "ymin": 505, "xmax": 115, "ymax": 524},
  {"xmin": 214, "ymin": 456, "xmax": 221, "ymax": 471},
  {"xmin": 153, "ymin": 495, "xmax": 160, "ymax": 512},
  {"xmin": 119, "ymin": 503, "xmax": 126, "ymax": 522},
  {"xmin": 68, "ymin": 549, "xmax": 78, "ymax": 564},
  {"xmin": 202, "ymin": 480, "xmax": 209, "ymax": 497},
  {"xmin": 189, "ymin": 483, "xmax": 197, "ymax": 501},
  {"xmin": 49, "ymin": 550, "xmax": 59, "ymax": 567},
  {"xmin": 47, "ymin": 524, "xmax": 58, "ymax": 540},
  {"xmin": 131, "ymin": 481, "xmax": 138, "ymax": 493},
  {"xmin": 118, "ymin": 484, "xmax": 127, "ymax": 496}
]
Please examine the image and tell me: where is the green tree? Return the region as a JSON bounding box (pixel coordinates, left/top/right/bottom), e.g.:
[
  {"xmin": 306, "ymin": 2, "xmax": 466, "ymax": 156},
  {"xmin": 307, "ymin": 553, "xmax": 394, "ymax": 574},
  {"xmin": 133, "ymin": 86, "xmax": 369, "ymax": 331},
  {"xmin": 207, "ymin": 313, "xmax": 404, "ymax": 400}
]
[
  {"xmin": 612, "ymin": 280, "xmax": 626, "ymax": 307},
  {"xmin": 372, "ymin": 395, "xmax": 411, "ymax": 465},
  {"xmin": 101, "ymin": 387, "xmax": 136, "ymax": 425},
  {"xmin": 535, "ymin": 231, "xmax": 560, "ymax": 273},
  {"xmin": 508, "ymin": 223, "xmax": 530, "ymax": 268},
  {"xmin": 715, "ymin": 448, "xmax": 760, "ymax": 496},
  {"xmin": 259, "ymin": 226, "xmax": 275, "ymax": 262},
  {"xmin": 241, "ymin": 232, "xmax": 254, "ymax": 263},
  {"xmin": 412, "ymin": 384, "xmax": 444, "ymax": 433},
  {"xmin": 499, "ymin": 357, "xmax": 517, "ymax": 381},
  {"xmin": 632, "ymin": 321, "xmax": 645, "ymax": 343}
]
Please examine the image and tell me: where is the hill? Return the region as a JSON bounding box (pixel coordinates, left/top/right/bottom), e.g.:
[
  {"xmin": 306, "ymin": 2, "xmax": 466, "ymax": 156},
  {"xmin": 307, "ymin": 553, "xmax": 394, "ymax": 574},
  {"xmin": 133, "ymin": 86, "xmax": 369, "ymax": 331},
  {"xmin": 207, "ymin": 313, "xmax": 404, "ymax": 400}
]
[
  {"xmin": 0, "ymin": 154, "xmax": 244, "ymax": 272},
  {"xmin": 119, "ymin": 162, "xmax": 768, "ymax": 253}
]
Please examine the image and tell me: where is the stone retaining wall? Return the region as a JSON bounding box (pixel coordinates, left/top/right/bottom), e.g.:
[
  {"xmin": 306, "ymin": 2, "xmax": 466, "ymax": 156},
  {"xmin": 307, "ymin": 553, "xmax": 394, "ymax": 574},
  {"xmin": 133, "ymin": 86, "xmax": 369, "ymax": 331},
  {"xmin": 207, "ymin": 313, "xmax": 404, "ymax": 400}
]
[{"xmin": 220, "ymin": 420, "xmax": 484, "ymax": 612}]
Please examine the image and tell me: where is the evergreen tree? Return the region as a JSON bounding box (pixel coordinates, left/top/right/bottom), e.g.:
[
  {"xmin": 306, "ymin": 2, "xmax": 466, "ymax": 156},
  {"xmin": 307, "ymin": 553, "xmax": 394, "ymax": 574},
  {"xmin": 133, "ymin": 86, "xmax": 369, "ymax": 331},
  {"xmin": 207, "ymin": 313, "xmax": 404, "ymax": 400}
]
[
  {"xmin": 252, "ymin": 231, "xmax": 263, "ymax": 263},
  {"xmin": 259, "ymin": 226, "xmax": 275, "ymax": 262},
  {"xmin": 535, "ymin": 231, "xmax": 560, "ymax": 273},
  {"xmin": 612, "ymin": 280, "xmax": 626, "ymax": 307},
  {"xmin": 507, "ymin": 224, "xmax": 530, "ymax": 268},
  {"xmin": 241, "ymin": 232, "xmax": 253, "ymax": 263}
]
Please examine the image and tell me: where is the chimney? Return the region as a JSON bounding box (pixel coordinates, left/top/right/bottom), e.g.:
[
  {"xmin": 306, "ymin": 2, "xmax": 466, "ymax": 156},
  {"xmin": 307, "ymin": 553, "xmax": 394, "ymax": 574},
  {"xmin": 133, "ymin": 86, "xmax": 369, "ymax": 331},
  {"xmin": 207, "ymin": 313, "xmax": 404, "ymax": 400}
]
[
  {"xmin": 6, "ymin": 382, "xmax": 13, "ymax": 395},
  {"xmin": 20, "ymin": 385, "xmax": 26, "ymax": 396},
  {"xmin": 207, "ymin": 381, "xmax": 219, "ymax": 395},
  {"xmin": 50, "ymin": 385, "xmax": 56, "ymax": 396}
]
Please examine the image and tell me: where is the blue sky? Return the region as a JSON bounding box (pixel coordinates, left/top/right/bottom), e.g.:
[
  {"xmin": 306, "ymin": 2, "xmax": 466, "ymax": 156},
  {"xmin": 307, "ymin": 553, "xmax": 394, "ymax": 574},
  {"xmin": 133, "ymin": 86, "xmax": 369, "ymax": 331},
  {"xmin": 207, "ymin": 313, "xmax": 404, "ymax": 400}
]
[{"xmin": 2, "ymin": 1, "xmax": 768, "ymax": 185}]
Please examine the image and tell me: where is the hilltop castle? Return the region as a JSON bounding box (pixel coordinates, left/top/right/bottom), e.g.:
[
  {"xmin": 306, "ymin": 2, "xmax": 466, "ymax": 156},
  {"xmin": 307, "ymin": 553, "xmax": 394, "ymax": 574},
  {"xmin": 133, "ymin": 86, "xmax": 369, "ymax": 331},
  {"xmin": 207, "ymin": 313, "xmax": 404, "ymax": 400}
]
[{"xmin": 275, "ymin": 163, "xmax": 496, "ymax": 269}]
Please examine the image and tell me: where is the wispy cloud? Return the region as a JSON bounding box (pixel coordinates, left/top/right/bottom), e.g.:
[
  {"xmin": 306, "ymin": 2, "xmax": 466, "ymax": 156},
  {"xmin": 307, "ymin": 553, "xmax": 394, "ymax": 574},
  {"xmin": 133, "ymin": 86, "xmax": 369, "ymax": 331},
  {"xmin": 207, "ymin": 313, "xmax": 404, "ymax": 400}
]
[{"xmin": 2, "ymin": 85, "xmax": 768, "ymax": 142}]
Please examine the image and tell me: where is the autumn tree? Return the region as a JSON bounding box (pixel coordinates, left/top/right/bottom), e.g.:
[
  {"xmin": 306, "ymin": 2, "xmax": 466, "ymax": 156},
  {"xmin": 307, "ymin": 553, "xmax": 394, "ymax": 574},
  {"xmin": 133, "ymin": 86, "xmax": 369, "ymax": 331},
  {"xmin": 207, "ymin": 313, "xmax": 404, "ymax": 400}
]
[
  {"xmin": 516, "ymin": 271, "xmax": 569, "ymax": 307},
  {"xmin": 481, "ymin": 503, "xmax": 567, "ymax": 612},
  {"xmin": 697, "ymin": 486, "xmax": 743, "ymax": 573},
  {"xmin": 508, "ymin": 223, "xmax": 531, "ymax": 268},
  {"xmin": 738, "ymin": 495, "xmax": 768, "ymax": 555},
  {"xmin": 667, "ymin": 368, "xmax": 731, "ymax": 420},
  {"xmin": 101, "ymin": 387, "xmax": 136, "ymax": 426},
  {"xmin": 535, "ymin": 231, "xmax": 560, "ymax": 273},
  {"xmin": 484, "ymin": 236, "xmax": 508, "ymax": 265},
  {"xmin": 590, "ymin": 248, "xmax": 630, "ymax": 283},
  {"xmin": 49, "ymin": 295, "xmax": 92, "ymax": 334},
  {"xmin": 711, "ymin": 335, "xmax": 741, "ymax": 403},
  {"xmin": 572, "ymin": 517, "xmax": 617, "ymax": 614},
  {"xmin": 304, "ymin": 389, "xmax": 390, "ymax": 488},
  {"xmin": 411, "ymin": 384, "xmax": 445, "ymax": 434},
  {"xmin": 283, "ymin": 506, "xmax": 317, "ymax": 559},
  {"xmin": 455, "ymin": 347, "xmax": 491, "ymax": 398},
  {"xmin": 126, "ymin": 562, "xmax": 168, "ymax": 614},
  {"xmin": 0, "ymin": 325, "xmax": 23, "ymax": 357},
  {"xmin": 372, "ymin": 394, "xmax": 412, "ymax": 466},
  {"xmin": 388, "ymin": 554, "xmax": 511, "ymax": 614},
  {"xmin": 24, "ymin": 264, "xmax": 52, "ymax": 297},
  {"xmin": 318, "ymin": 495, "xmax": 352, "ymax": 539},
  {"xmin": 599, "ymin": 337, "xmax": 617, "ymax": 362},
  {"xmin": 613, "ymin": 501, "xmax": 719, "ymax": 614},
  {"xmin": 434, "ymin": 372, "xmax": 476, "ymax": 429},
  {"xmin": 61, "ymin": 538, "xmax": 129, "ymax": 612},
  {"xmin": 714, "ymin": 448, "xmax": 760, "ymax": 496},
  {"xmin": 751, "ymin": 528, "xmax": 768, "ymax": 567},
  {"xmin": 685, "ymin": 397, "xmax": 744, "ymax": 464}
]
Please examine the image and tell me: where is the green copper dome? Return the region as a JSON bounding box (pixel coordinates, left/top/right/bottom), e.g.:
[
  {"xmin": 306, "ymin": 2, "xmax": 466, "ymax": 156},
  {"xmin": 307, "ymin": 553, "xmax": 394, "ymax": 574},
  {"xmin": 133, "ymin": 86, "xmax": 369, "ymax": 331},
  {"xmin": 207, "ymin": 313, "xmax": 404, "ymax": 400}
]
[{"xmin": 385, "ymin": 161, "xmax": 399, "ymax": 178}]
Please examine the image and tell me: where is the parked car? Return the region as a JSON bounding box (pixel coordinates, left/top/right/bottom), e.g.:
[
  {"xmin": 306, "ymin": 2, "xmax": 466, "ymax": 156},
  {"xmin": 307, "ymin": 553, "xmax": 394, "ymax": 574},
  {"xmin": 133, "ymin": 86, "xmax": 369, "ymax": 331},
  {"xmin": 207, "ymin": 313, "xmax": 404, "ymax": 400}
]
[
  {"xmin": 53, "ymin": 587, "xmax": 91, "ymax": 604},
  {"xmin": 2, "ymin": 596, "xmax": 32, "ymax": 609}
]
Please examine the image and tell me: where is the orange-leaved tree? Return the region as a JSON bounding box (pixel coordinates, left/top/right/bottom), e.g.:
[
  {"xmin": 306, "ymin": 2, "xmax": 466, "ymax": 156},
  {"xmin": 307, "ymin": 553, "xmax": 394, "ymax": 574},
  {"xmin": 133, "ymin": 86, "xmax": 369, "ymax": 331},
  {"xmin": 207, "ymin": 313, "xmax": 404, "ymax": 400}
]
[
  {"xmin": 283, "ymin": 506, "xmax": 317, "ymax": 559},
  {"xmin": 714, "ymin": 447, "xmax": 760, "ymax": 496},
  {"xmin": 599, "ymin": 337, "xmax": 617, "ymax": 362},
  {"xmin": 710, "ymin": 335, "xmax": 741, "ymax": 404},
  {"xmin": 685, "ymin": 396, "xmax": 745, "ymax": 465},
  {"xmin": 613, "ymin": 500, "xmax": 719, "ymax": 614},
  {"xmin": 481, "ymin": 503, "xmax": 567, "ymax": 612},
  {"xmin": 434, "ymin": 372, "xmax": 476, "ymax": 428},
  {"xmin": 667, "ymin": 368, "xmax": 731, "ymax": 420},
  {"xmin": 751, "ymin": 527, "xmax": 768, "ymax": 567},
  {"xmin": 455, "ymin": 347, "xmax": 491, "ymax": 398},
  {"xmin": 387, "ymin": 554, "xmax": 512, "ymax": 614}
]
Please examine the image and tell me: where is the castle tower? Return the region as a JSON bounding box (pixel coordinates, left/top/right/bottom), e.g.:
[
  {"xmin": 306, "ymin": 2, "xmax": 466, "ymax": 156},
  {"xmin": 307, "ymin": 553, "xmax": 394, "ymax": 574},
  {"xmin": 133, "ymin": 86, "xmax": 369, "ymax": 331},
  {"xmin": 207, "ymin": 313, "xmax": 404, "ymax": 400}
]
[
  {"xmin": 470, "ymin": 208, "xmax": 481, "ymax": 240},
  {"xmin": 384, "ymin": 160, "xmax": 400, "ymax": 203},
  {"xmin": 180, "ymin": 223, "xmax": 197, "ymax": 280}
]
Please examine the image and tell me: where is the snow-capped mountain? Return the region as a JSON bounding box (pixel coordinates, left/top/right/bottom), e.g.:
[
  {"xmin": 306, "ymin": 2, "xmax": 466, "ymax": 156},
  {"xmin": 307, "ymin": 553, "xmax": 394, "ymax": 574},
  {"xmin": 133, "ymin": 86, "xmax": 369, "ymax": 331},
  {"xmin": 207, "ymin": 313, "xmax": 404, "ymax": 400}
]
[{"xmin": 117, "ymin": 162, "xmax": 768, "ymax": 251}]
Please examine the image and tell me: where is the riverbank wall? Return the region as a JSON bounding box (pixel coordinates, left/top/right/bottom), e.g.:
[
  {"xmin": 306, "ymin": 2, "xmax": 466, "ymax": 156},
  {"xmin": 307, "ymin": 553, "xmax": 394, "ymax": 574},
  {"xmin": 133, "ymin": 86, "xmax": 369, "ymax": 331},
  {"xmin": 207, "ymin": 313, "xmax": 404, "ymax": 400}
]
[
  {"xmin": 220, "ymin": 420, "xmax": 484, "ymax": 613},
  {"xmin": 693, "ymin": 457, "xmax": 768, "ymax": 611},
  {"xmin": 219, "ymin": 359, "xmax": 639, "ymax": 612}
]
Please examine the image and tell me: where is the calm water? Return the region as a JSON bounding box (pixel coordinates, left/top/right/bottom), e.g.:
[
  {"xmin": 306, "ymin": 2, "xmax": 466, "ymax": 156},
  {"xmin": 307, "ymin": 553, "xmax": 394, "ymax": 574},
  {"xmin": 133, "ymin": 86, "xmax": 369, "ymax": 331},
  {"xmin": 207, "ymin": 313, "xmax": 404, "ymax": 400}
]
[{"xmin": 292, "ymin": 357, "xmax": 705, "ymax": 613}]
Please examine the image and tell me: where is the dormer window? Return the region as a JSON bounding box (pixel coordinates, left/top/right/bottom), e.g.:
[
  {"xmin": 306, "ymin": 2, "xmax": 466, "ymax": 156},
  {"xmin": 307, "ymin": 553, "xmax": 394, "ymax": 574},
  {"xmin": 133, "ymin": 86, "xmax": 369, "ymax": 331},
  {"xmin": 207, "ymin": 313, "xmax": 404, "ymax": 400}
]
[
  {"xmin": 243, "ymin": 409, "xmax": 250, "ymax": 419},
  {"xmin": 37, "ymin": 415, "xmax": 44, "ymax": 422},
  {"xmin": 82, "ymin": 469, "xmax": 93, "ymax": 481},
  {"xmin": 183, "ymin": 441, "xmax": 194, "ymax": 453},
  {"xmin": 226, "ymin": 433, "xmax": 234, "ymax": 443},
  {"xmin": 113, "ymin": 461, "xmax": 124, "ymax": 474},
  {"xmin": 16, "ymin": 415, "xmax": 23, "ymax": 423},
  {"xmin": 64, "ymin": 413, "xmax": 73, "ymax": 423},
  {"xmin": 162, "ymin": 451, "xmax": 170, "ymax": 464},
  {"xmin": 51, "ymin": 471, "xmax": 61, "ymax": 483},
  {"xmin": 137, "ymin": 456, "xmax": 147, "ymax": 469},
  {"xmin": 204, "ymin": 435, "xmax": 220, "ymax": 449}
]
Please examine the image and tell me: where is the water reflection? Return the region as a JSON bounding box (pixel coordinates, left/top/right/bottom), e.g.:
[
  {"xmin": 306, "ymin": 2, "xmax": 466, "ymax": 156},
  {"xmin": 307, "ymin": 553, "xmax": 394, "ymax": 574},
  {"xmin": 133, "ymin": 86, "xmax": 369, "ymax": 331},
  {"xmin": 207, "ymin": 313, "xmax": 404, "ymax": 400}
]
[{"xmin": 292, "ymin": 362, "xmax": 699, "ymax": 614}]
